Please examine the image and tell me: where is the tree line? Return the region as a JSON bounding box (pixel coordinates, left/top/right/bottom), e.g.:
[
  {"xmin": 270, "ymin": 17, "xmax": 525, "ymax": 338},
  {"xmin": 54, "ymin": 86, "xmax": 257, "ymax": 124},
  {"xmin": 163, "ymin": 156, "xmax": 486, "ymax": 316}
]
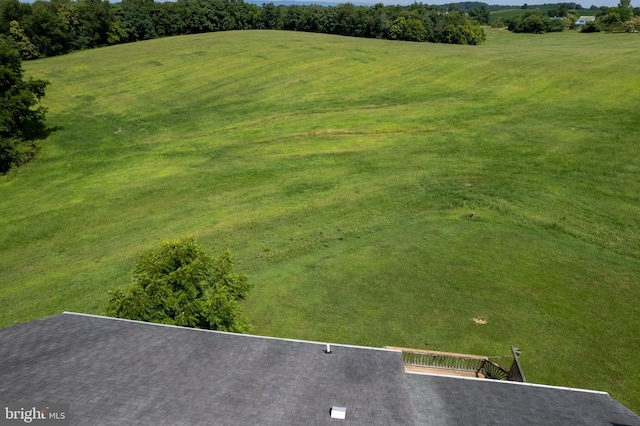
[
  {"xmin": 0, "ymin": 0, "xmax": 486, "ymax": 60},
  {"xmin": 496, "ymin": 0, "xmax": 639, "ymax": 33}
]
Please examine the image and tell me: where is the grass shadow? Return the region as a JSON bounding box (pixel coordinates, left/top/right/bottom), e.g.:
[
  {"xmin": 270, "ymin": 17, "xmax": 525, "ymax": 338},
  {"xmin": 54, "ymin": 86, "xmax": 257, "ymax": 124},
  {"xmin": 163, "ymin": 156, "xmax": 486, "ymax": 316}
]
[{"xmin": 23, "ymin": 119, "xmax": 60, "ymax": 142}]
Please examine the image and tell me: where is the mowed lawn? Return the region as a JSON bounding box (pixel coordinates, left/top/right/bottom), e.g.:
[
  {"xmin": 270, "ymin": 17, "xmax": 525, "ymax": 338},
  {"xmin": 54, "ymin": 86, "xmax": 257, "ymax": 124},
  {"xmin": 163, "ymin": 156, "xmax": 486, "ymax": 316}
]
[{"xmin": 2, "ymin": 29, "xmax": 639, "ymax": 411}]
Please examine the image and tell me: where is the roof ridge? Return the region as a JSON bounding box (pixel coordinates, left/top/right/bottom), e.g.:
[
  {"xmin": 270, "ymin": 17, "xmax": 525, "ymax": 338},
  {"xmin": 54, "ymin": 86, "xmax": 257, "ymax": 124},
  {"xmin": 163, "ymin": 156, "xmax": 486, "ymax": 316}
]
[{"xmin": 62, "ymin": 311, "xmax": 402, "ymax": 353}]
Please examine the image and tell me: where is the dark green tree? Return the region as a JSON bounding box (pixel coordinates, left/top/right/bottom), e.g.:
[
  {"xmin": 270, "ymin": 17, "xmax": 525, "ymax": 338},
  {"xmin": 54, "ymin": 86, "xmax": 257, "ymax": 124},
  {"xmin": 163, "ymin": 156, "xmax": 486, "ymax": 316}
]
[
  {"xmin": 581, "ymin": 20, "xmax": 600, "ymax": 31},
  {"xmin": 508, "ymin": 10, "xmax": 549, "ymax": 33},
  {"xmin": 334, "ymin": 3, "xmax": 357, "ymax": 36},
  {"xmin": 113, "ymin": 0, "xmax": 157, "ymax": 42},
  {"xmin": 597, "ymin": 7, "xmax": 623, "ymax": 30},
  {"xmin": 26, "ymin": 0, "xmax": 71, "ymax": 57},
  {"xmin": 282, "ymin": 4, "xmax": 302, "ymax": 31},
  {"xmin": 0, "ymin": 35, "xmax": 48, "ymax": 173},
  {"xmin": 618, "ymin": 0, "xmax": 632, "ymax": 20},
  {"xmin": 150, "ymin": 1, "xmax": 183, "ymax": 38},
  {"xmin": 259, "ymin": 2, "xmax": 279, "ymax": 30},
  {"xmin": 75, "ymin": 0, "xmax": 113, "ymax": 49},
  {"xmin": 228, "ymin": 0, "xmax": 259, "ymax": 30},
  {"xmin": 468, "ymin": 5, "xmax": 489, "ymax": 25},
  {"xmin": 106, "ymin": 236, "xmax": 253, "ymax": 333},
  {"xmin": 0, "ymin": 0, "xmax": 32, "ymax": 35},
  {"xmin": 386, "ymin": 16, "xmax": 426, "ymax": 41},
  {"xmin": 558, "ymin": 3, "xmax": 568, "ymax": 17},
  {"xmin": 386, "ymin": 16, "xmax": 406, "ymax": 40},
  {"xmin": 425, "ymin": 10, "xmax": 485, "ymax": 44},
  {"xmin": 404, "ymin": 17, "xmax": 426, "ymax": 41}
]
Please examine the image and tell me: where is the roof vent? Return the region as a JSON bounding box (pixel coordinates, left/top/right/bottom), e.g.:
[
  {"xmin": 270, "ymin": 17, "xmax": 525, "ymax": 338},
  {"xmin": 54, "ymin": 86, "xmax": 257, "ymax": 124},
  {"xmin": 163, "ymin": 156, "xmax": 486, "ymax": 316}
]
[
  {"xmin": 330, "ymin": 406, "xmax": 346, "ymax": 419},
  {"xmin": 324, "ymin": 344, "xmax": 332, "ymax": 354}
]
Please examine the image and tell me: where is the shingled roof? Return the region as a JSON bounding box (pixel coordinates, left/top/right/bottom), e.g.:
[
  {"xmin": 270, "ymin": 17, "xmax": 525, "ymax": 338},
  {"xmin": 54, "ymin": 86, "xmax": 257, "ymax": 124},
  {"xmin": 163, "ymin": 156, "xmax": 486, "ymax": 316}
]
[{"xmin": 1, "ymin": 312, "xmax": 638, "ymax": 425}]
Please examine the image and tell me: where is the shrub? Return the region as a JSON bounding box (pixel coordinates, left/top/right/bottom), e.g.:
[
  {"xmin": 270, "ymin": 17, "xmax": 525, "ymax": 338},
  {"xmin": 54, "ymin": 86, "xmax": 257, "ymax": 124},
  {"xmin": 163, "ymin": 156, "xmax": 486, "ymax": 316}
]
[
  {"xmin": 106, "ymin": 236, "xmax": 253, "ymax": 333},
  {"xmin": 581, "ymin": 21, "xmax": 601, "ymax": 32},
  {"xmin": 622, "ymin": 15, "xmax": 640, "ymax": 31},
  {"xmin": 508, "ymin": 10, "xmax": 548, "ymax": 34}
]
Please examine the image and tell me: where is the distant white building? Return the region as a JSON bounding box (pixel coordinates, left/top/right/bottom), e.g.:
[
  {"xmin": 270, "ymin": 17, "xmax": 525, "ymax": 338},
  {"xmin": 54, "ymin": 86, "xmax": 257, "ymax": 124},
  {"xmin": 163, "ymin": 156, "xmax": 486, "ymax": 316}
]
[{"xmin": 575, "ymin": 16, "xmax": 596, "ymax": 26}]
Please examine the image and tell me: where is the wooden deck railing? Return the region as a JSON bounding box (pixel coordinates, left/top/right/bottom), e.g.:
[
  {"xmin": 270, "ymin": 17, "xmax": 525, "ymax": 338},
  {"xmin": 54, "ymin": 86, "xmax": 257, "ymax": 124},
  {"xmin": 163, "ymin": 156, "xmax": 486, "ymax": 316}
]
[
  {"xmin": 400, "ymin": 349, "xmax": 487, "ymax": 375},
  {"xmin": 388, "ymin": 346, "xmax": 525, "ymax": 382}
]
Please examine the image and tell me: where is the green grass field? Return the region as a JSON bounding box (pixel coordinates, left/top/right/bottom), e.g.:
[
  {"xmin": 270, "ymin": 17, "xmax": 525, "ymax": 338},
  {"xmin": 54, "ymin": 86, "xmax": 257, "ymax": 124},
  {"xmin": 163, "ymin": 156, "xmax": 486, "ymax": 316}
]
[{"xmin": 2, "ymin": 29, "xmax": 639, "ymax": 411}]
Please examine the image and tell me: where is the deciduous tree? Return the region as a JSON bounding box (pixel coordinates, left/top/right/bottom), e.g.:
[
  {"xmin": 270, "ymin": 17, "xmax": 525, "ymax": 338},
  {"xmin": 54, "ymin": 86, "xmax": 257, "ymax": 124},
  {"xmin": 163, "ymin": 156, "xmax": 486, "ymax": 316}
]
[
  {"xmin": 0, "ymin": 35, "xmax": 48, "ymax": 173},
  {"xmin": 106, "ymin": 236, "xmax": 253, "ymax": 333},
  {"xmin": 508, "ymin": 10, "xmax": 549, "ymax": 33},
  {"xmin": 468, "ymin": 6, "xmax": 489, "ymax": 25},
  {"xmin": 8, "ymin": 20, "xmax": 38, "ymax": 59},
  {"xmin": 618, "ymin": 0, "xmax": 632, "ymax": 20}
]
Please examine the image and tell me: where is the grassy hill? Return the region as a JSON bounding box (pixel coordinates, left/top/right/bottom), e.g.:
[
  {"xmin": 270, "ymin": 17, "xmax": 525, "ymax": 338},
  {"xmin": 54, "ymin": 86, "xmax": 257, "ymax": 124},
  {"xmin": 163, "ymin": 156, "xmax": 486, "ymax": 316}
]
[{"xmin": 3, "ymin": 29, "xmax": 639, "ymax": 411}]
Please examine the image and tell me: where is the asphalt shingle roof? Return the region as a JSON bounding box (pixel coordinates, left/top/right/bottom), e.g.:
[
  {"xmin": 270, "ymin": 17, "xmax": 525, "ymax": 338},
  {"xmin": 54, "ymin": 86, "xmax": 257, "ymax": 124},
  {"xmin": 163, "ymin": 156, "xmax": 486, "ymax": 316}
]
[
  {"xmin": 406, "ymin": 373, "xmax": 639, "ymax": 426},
  {"xmin": 1, "ymin": 312, "xmax": 638, "ymax": 425}
]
